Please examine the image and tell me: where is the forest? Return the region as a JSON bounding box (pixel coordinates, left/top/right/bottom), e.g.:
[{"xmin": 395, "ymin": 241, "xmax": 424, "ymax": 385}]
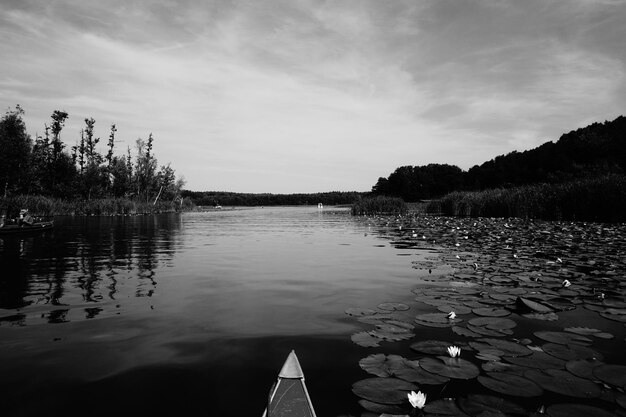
[
  {"xmin": 0, "ymin": 105, "xmax": 186, "ymax": 215},
  {"xmin": 182, "ymin": 190, "xmax": 362, "ymax": 207},
  {"xmin": 371, "ymin": 115, "xmax": 626, "ymax": 202}
]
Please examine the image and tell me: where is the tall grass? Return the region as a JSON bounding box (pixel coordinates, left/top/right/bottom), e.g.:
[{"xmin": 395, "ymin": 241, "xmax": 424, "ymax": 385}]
[
  {"xmin": 0, "ymin": 195, "xmax": 195, "ymax": 217},
  {"xmin": 351, "ymin": 195, "xmax": 408, "ymax": 215},
  {"xmin": 427, "ymin": 175, "xmax": 626, "ymax": 222}
]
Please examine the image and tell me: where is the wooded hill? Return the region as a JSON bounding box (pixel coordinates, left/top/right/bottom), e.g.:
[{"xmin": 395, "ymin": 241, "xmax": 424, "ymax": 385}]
[{"xmin": 372, "ymin": 115, "xmax": 626, "ymax": 202}]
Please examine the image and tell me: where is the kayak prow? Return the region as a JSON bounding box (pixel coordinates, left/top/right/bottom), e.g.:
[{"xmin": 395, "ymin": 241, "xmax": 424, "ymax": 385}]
[{"xmin": 262, "ymin": 350, "xmax": 316, "ymax": 417}]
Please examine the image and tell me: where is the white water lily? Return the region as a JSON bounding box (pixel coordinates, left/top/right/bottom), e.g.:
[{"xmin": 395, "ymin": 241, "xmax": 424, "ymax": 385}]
[
  {"xmin": 447, "ymin": 311, "xmax": 456, "ymax": 320},
  {"xmin": 447, "ymin": 345, "xmax": 461, "ymax": 358},
  {"xmin": 407, "ymin": 390, "xmax": 427, "ymax": 409},
  {"xmin": 562, "ymin": 279, "xmax": 571, "ymax": 288}
]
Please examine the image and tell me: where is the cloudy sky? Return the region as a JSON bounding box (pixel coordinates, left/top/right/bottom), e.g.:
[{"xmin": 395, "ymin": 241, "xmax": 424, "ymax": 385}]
[{"xmin": 1, "ymin": 0, "xmax": 625, "ymax": 193}]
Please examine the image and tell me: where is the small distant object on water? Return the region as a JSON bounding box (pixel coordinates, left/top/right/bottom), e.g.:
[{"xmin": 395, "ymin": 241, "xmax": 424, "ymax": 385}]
[
  {"xmin": 318, "ymin": 203, "xmax": 323, "ymax": 210},
  {"xmin": 262, "ymin": 350, "xmax": 316, "ymax": 417}
]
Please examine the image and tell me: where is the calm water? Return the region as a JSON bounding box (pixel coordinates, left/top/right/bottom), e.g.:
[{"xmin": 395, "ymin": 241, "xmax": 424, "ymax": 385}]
[{"xmin": 0, "ymin": 207, "xmax": 430, "ymax": 417}]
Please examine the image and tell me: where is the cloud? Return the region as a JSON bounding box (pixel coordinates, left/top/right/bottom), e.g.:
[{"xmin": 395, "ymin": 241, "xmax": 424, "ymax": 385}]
[{"xmin": 1, "ymin": 0, "xmax": 625, "ymax": 192}]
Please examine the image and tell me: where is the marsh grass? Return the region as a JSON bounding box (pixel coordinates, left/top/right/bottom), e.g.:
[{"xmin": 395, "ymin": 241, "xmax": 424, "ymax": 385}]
[
  {"xmin": 0, "ymin": 195, "xmax": 194, "ymax": 217},
  {"xmin": 427, "ymin": 175, "xmax": 626, "ymax": 222},
  {"xmin": 351, "ymin": 195, "xmax": 408, "ymax": 215}
]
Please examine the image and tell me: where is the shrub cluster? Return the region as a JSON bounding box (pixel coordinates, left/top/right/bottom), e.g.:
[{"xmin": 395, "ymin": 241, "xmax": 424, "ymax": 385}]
[
  {"xmin": 351, "ymin": 195, "xmax": 408, "ymax": 216},
  {"xmin": 427, "ymin": 175, "xmax": 626, "ymax": 222}
]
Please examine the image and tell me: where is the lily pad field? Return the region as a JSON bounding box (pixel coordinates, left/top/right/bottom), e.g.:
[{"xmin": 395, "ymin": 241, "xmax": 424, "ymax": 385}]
[{"xmin": 346, "ymin": 214, "xmax": 626, "ymax": 417}]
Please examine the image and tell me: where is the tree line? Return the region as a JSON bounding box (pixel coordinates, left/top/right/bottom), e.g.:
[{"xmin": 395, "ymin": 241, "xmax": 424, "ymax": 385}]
[
  {"xmin": 372, "ymin": 116, "xmax": 626, "ymax": 202},
  {"xmin": 182, "ymin": 190, "xmax": 362, "ymax": 207},
  {"xmin": 0, "ymin": 105, "xmax": 185, "ymax": 205}
]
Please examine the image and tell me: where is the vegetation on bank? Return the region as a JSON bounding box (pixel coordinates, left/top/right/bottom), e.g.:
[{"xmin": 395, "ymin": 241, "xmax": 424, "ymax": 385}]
[
  {"xmin": 182, "ymin": 190, "xmax": 363, "ymax": 207},
  {"xmin": 0, "ymin": 195, "xmax": 194, "ymax": 217},
  {"xmin": 0, "ymin": 105, "xmax": 185, "ymax": 216},
  {"xmin": 427, "ymin": 175, "xmax": 626, "ymax": 222},
  {"xmin": 351, "ymin": 196, "xmax": 407, "ymax": 215}
]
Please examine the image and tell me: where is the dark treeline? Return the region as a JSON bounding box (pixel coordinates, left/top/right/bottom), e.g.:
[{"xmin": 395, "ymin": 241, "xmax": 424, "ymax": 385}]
[
  {"xmin": 372, "ymin": 116, "xmax": 626, "ymax": 201},
  {"xmin": 0, "ymin": 105, "xmax": 186, "ymax": 214},
  {"xmin": 182, "ymin": 190, "xmax": 363, "ymax": 207}
]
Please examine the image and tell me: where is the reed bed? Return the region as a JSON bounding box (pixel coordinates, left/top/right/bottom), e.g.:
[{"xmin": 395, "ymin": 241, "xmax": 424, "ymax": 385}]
[
  {"xmin": 0, "ymin": 195, "xmax": 193, "ymax": 217},
  {"xmin": 351, "ymin": 195, "xmax": 408, "ymax": 215},
  {"xmin": 427, "ymin": 175, "xmax": 626, "ymax": 222}
]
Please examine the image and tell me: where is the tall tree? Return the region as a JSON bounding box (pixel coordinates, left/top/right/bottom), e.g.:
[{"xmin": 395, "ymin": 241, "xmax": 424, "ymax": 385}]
[
  {"xmin": 134, "ymin": 134, "xmax": 158, "ymax": 202},
  {"xmin": 0, "ymin": 105, "xmax": 32, "ymax": 196},
  {"xmin": 50, "ymin": 110, "xmax": 68, "ymax": 161}
]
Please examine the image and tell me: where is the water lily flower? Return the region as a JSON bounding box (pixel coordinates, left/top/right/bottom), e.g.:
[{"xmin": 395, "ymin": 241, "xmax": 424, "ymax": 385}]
[
  {"xmin": 447, "ymin": 311, "xmax": 456, "ymax": 320},
  {"xmin": 407, "ymin": 390, "xmax": 426, "ymax": 409},
  {"xmin": 562, "ymin": 279, "xmax": 571, "ymax": 288},
  {"xmin": 447, "ymin": 345, "xmax": 461, "ymax": 358}
]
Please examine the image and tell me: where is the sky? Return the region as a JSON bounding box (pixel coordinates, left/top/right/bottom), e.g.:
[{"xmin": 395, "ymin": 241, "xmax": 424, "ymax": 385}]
[{"xmin": 1, "ymin": 0, "xmax": 625, "ymax": 193}]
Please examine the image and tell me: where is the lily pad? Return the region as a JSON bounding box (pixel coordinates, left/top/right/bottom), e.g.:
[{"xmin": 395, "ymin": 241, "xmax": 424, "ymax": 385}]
[
  {"xmin": 352, "ymin": 377, "xmax": 418, "ymax": 405},
  {"xmin": 423, "ymin": 398, "xmax": 465, "ymax": 415},
  {"xmin": 533, "ymin": 331, "xmax": 593, "ymax": 346},
  {"xmin": 473, "ymin": 338, "xmax": 532, "ymax": 357},
  {"xmin": 521, "ymin": 312, "xmax": 559, "ymax": 321},
  {"xmin": 351, "ymin": 331, "xmax": 380, "ymax": 347},
  {"xmin": 468, "ymin": 317, "xmax": 516, "ymax": 330},
  {"xmin": 452, "ymin": 326, "xmax": 482, "ymax": 338},
  {"xmin": 504, "ymin": 351, "xmax": 565, "ymax": 369},
  {"xmin": 369, "ymin": 329, "xmax": 415, "ymax": 342},
  {"xmin": 415, "ymin": 313, "xmax": 462, "ymax": 328},
  {"xmin": 345, "ymin": 307, "xmax": 378, "ymax": 317},
  {"xmin": 565, "ymin": 358, "xmax": 605, "ymax": 380},
  {"xmin": 482, "ymin": 361, "xmax": 527, "ymax": 375},
  {"xmin": 600, "ymin": 309, "xmax": 626, "ymax": 323},
  {"xmin": 564, "ymin": 326, "xmax": 604, "ymax": 336},
  {"xmin": 593, "ymin": 364, "xmax": 626, "ymax": 389},
  {"xmin": 437, "ymin": 304, "xmax": 473, "ymax": 315},
  {"xmin": 472, "ymin": 307, "xmax": 511, "ymax": 317},
  {"xmin": 546, "ymin": 403, "xmax": 619, "ymax": 417},
  {"xmin": 466, "ymin": 324, "xmax": 512, "ymax": 337},
  {"xmin": 517, "ymin": 297, "xmax": 553, "ymax": 313},
  {"xmin": 458, "ymin": 394, "xmax": 526, "ymax": 416},
  {"xmin": 542, "ymin": 342, "xmax": 603, "ymax": 361},
  {"xmin": 524, "ymin": 369, "xmax": 601, "ymax": 398},
  {"xmin": 357, "ymin": 314, "xmax": 394, "ymax": 325},
  {"xmin": 419, "ymin": 356, "xmax": 480, "ymax": 380},
  {"xmin": 378, "ymin": 302, "xmax": 410, "ymax": 312},
  {"xmin": 359, "ymin": 354, "xmax": 403, "ymax": 377},
  {"xmin": 357, "ymin": 399, "xmax": 407, "ymax": 415},
  {"xmin": 391, "ymin": 359, "xmax": 450, "ymax": 385},
  {"xmin": 410, "ymin": 340, "xmax": 454, "ymax": 355},
  {"xmin": 477, "ymin": 372, "xmax": 543, "ymax": 397},
  {"xmin": 382, "ymin": 319, "xmax": 415, "ymax": 330}
]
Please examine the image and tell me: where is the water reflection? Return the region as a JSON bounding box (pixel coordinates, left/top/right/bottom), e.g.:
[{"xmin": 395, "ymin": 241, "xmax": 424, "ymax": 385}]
[{"xmin": 0, "ymin": 213, "xmax": 183, "ymax": 324}]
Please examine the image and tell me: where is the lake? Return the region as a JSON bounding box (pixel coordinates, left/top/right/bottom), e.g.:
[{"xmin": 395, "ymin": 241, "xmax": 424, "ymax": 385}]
[{"xmin": 1, "ymin": 207, "xmax": 626, "ymax": 417}]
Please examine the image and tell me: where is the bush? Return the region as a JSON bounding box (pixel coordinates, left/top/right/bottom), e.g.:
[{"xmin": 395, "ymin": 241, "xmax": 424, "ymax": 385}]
[
  {"xmin": 0, "ymin": 195, "xmax": 195, "ymax": 216},
  {"xmin": 427, "ymin": 175, "xmax": 626, "ymax": 222},
  {"xmin": 351, "ymin": 195, "xmax": 407, "ymax": 215}
]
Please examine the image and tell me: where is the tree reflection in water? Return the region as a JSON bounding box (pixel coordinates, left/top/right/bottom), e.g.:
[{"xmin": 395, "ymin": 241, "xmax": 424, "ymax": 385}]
[{"xmin": 0, "ymin": 213, "xmax": 182, "ymax": 325}]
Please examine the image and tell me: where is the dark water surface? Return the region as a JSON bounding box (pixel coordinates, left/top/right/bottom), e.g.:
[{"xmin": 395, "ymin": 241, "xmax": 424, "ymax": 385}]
[
  {"xmin": 3, "ymin": 207, "xmax": 626, "ymax": 417},
  {"xmin": 0, "ymin": 207, "xmax": 428, "ymax": 417}
]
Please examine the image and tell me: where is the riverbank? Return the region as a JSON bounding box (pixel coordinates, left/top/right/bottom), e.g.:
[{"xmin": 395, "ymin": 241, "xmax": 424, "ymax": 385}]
[
  {"xmin": 425, "ymin": 174, "xmax": 626, "ymax": 223},
  {"xmin": 0, "ymin": 195, "xmax": 195, "ymax": 216}
]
